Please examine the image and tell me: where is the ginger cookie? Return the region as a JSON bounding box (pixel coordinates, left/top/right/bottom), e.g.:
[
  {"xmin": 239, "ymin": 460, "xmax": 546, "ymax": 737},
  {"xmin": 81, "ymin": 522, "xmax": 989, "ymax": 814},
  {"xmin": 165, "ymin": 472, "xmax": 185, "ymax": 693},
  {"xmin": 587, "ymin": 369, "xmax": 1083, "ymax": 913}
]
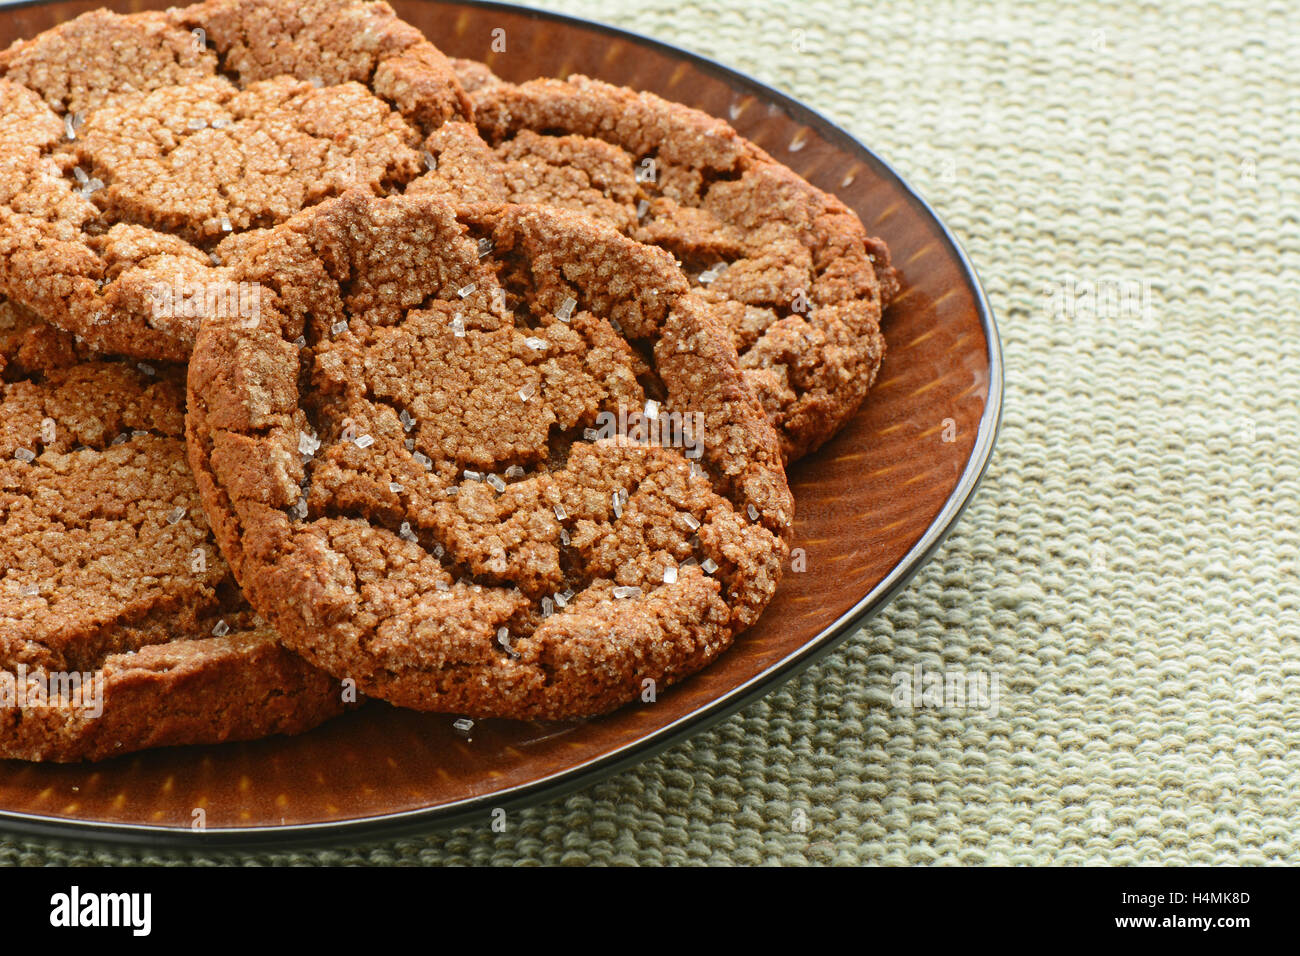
[
  {"xmin": 186, "ymin": 191, "xmax": 793, "ymax": 720},
  {"xmin": 0, "ymin": 0, "xmax": 470, "ymax": 362},
  {"xmin": 411, "ymin": 69, "xmax": 900, "ymax": 462},
  {"xmin": 0, "ymin": 299, "xmax": 343, "ymax": 761}
]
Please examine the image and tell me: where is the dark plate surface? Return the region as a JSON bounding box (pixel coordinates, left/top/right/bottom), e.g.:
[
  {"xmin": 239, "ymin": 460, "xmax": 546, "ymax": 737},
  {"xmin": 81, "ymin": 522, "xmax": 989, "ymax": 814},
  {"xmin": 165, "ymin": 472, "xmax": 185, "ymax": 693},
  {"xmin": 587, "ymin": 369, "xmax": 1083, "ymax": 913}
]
[{"xmin": 0, "ymin": 0, "xmax": 1002, "ymax": 848}]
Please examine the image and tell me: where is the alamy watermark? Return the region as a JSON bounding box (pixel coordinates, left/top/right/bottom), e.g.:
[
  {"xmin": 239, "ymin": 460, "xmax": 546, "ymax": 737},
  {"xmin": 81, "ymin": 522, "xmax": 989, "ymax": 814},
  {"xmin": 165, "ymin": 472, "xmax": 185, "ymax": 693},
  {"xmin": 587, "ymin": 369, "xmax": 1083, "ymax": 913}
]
[
  {"xmin": 1044, "ymin": 274, "xmax": 1156, "ymax": 326},
  {"xmin": 149, "ymin": 277, "xmax": 261, "ymax": 327},
  {"xmin": 587, "ymin": 402, "xmax": 705, "ymax": 459},
  {"xmin": 891, "ymin": 662, "xmax": 1001, "ymax": 718},
  {"xmin": 50, "ymin": 886, "xmax": 150, "ymax": 936},
  {"xmin": 0, "ymin": 665, "xmax": 103, "ymax": 719}
]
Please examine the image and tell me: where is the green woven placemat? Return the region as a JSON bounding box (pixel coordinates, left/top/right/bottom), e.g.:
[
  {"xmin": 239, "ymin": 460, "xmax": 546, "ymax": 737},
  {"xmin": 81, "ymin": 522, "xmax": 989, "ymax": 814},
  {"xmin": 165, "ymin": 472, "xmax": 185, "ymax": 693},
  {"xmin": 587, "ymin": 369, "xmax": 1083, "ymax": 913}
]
[{"xmin": 2, "ymin": 0, "xmax": 1297, "ymax": 865}]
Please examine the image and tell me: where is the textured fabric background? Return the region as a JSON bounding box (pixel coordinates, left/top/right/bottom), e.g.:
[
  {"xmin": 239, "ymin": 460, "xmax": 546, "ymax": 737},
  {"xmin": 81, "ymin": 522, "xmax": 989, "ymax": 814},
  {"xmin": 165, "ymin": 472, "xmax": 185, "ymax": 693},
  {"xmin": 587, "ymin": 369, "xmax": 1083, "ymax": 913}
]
[{"xmin": 2, "ymin": 0, "xmax": 1297, "ymax": 865}]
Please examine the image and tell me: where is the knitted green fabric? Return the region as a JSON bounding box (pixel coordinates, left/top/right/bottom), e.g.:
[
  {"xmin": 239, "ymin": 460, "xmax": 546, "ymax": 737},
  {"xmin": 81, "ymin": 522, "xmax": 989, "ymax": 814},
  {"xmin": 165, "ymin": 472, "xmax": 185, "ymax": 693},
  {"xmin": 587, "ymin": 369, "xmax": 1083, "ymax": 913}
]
[{"xmin": 2, "ymin": 0, "xmax": 1296, "ymax": 865}]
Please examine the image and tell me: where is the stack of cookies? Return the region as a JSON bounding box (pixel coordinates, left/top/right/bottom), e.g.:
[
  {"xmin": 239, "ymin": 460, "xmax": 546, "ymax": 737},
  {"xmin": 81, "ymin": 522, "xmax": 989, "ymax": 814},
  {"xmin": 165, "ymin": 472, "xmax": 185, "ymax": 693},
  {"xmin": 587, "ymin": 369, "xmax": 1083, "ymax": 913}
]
[{"xmin": 0, "ymin": 0, "xmax": 896, "ymax": 760}]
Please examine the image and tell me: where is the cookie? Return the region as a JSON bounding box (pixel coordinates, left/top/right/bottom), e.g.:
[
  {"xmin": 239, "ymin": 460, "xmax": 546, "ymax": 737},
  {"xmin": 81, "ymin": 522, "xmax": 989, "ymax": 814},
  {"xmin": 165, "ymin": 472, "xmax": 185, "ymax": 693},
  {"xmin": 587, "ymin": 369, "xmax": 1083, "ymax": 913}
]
[
  {"xmin": 0, "ymin": 295, "xmax": 90, "ymax": 379},
  {"xmin": 186, "ymin": 191, "xmax": 793, "ymax": 719},
  {"xmin": 411, "ymin": 69, "xmax": 900, "ymax": 462},
  {"xmin": 0, "ymin": 298, "xmax": 343, "ymax": 761},
  {"xmin": 0, "ymin": 0, "xmax": 470, "ymax": 362}
]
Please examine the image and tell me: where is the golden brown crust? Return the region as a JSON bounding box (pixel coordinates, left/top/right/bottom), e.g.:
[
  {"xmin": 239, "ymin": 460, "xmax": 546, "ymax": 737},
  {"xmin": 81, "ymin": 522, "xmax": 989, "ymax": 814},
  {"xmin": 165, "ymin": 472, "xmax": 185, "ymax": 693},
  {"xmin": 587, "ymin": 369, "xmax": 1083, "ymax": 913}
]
[
  {"xmin": 0, "ymin": 9, "xmax": 217, "ymax": 115},
  {"xmin": 172, "ymin": 0, "xmax": 473, "ymax": 128},
  {"xmin": 0, "ymin": 0, "xmax": 470, "ymax": 361},
  {"xmin": 187, "ymin": 191, "xmax": 793, "ymax": 719},
  {"xmin": 0, "ymin": 299, "xmax": 343, "ymax": 762},
  {"xmin": 0, "ymin": 626, "xmax": 344, "ymax": 762},
  {"xmin": 416, "ymin": 70, "xmax": 899, "ymax": 461},
  {"xmin": 0, "ymin": 296, "xmax": 91, "ymax": 377},
  {"xmin": 447, "ymin": 57, "xmax": 502, "ymax": 95}
]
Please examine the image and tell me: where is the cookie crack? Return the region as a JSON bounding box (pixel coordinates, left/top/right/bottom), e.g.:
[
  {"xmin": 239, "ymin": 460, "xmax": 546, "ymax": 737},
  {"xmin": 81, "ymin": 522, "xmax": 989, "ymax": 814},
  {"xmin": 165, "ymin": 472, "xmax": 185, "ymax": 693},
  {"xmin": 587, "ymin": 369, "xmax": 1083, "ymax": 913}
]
[
  {"xmin": 298, "ymin": 498, "xmax": 536, "ymax": 609},
  {"xmin": 2, "ymin": 566, "xmax": 241, "ymax": 674},
  {"xmin": 9, "ymin": 602, "xmax": 244, "ymax": 677}
]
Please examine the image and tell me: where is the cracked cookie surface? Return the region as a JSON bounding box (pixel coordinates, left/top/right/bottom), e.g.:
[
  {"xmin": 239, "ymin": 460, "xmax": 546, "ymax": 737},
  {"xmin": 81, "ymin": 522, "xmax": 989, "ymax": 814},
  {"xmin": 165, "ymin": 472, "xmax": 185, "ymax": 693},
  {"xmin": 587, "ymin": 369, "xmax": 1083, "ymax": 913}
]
[
  {"xmin": 0, "ymin": 0, "xmax": 469, "ymax": 362},
  {"xmin": 187, "ymin": 192, "xmax": 793, "ymax": 719},
  {"xmin": 413, "ymin": 68, "xmax": 900, "ymax": 462},
  {"xmin": 0, "ymin": 297, "xmax": 343, "ymax": 762}
]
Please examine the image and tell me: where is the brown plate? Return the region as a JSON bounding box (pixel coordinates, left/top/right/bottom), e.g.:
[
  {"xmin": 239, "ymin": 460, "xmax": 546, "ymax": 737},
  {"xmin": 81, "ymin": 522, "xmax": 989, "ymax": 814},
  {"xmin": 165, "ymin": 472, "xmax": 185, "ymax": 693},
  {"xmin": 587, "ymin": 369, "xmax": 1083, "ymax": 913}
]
[{"xmin": 0, "ymin": 0, "xmax": 1002, "ymax": 847}]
